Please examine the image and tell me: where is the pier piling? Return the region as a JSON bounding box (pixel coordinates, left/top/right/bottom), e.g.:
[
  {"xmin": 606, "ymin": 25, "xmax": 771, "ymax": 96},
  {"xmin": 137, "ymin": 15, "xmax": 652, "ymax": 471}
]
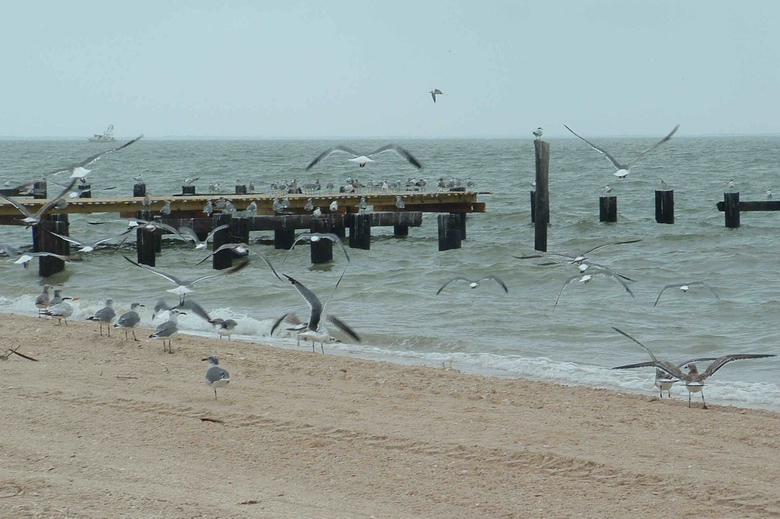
[
  {"xmin": 36, "ymin": 214, "xmax": 69, "ymax": 277},
  {"xmin": 182, "ymin": 185, "xmax": 196, "ymax": 195},
  {"xmin": 655, "ymin": 190, "xmax": 674, "ymax": 224},
  {"xmin": 349, "ymin": 213, "xmax": 371, "ymax": 250},
  {"xmin": 133, "ymin": 183, "xmax": 146, "ymax": 197},
  {"xmin": 211, "ymin": 214, "xmax": 233, "ymax": 270},
  {"xmin": 599, "ymin": 196, "xmax": 617, "ymax": 222},
  {"xmin": 437, "ymin": 214, "xmax": 462, "ymax": 251},
  {"xmin": 310, "ymin": 218, "xmax": 334, "ymax": 264},
  {"xmin": 135, "ymin": 210, "xmax": 156, "ymax": 266},
  {"xmin": 274, "ymin": 229, "xmax": 296, "ymax": 250},
  {"xmin": 533, "ymin": 140, "xmax": 550, "ymax": 251},
  {"xmin": 530, "ymin": 191, "xmax": 536, "ymax": 223},
  {"xmin": 724, "ymin": 192, "xmax": 740, "ymax": 228},
  {"xmin": 33, "ymin": 180, "xmax": 47, "ymax": 199}
]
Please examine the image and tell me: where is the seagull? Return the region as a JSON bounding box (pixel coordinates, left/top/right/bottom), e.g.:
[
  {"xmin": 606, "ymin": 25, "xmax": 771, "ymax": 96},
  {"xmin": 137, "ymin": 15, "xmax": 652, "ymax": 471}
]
[
  {"xmin": 121, "ymin": 218, "xmax": 187, "ymax": 240},
  {"xmin": 150, "ymin": 309, "xmax": 185, "ymax": 353},
  {"xmin": 86, "ymin": 298, "xmax": 117, "ymax": 336},
  {"xmin": 0, "ymin": 178, "xmax": 78, "ymax": 227},
  {"xmin": 611, "ymin": 327, "xmax": 776, "ymax": 408},
  {"xmin": 284, "ymin": 232, "xmax": 351, "ymax": 263},
  {"xmin": 296, "ymin": 328, "xmax": 341, "ymax": 354},
  {"xmin": 114, "ymin": 302, "xmax": 144, "ymax": 340},
  {"xmin": 615, "ymin": 357, "xmax": 717, "ymax": 398},
  {"xmin": 203, "ymin": 355, "xmax": 230, "ymax": 399},
  {"xmin": 603, "ymin": 185, "xmax": 613, "ymax": 196},
  {"xmin": 533, "ymin": 127, "xmax": 543, "ymax": 140},
  {"xmin": 193, "ymin": 244, "xmax": 282, "ymax": 281},
  {"xmin": 203, "ymin": 200, "xmax": 213, "ymax": 216},
  {"xmin": 767, "ymin": 189, "xmax": 773, "ymax": 201},
  {"xmin": 177, "ymin": 224, "xmax": 230, "ymax": 250},
  {"xmin": 660, "ymin": 179, "xmax": 670, "ymax": 191},
  {"xmin": 270, "ymin": 273, "xmax": 361, "ymax": 353},
  {"xmin": 653, "ymin": 281, "xmax": 720, "ymax": 307},
  {"xmin": 312, "ymin": 206, "xmax": 322, "ymax": 216},
  {"xmin": 553, "ymin": 268, "xmax": 635, "ymax": 311},
  {"xmin": 182, "ymin": 177, "xmax": 200, "ymax": 186},
  {"xmin": 15, "ymin": 135, "xmax": 143, "ymax": 186},
  {"xmin": 564, "ymin": 124, "xmax": 680, "ymax": 178},
  {"xmin": 123, "ymin": 256, "xmax": 249, "ymax": 303},
  {"xmin": 429, "ymin": 88, "xmax": 443, "ymax": 103},
  {"xmin": 43, "ymin": 297, "xmax": 75, "ymax": 325},
  {"xmin": 515, "ymin": 239, "xmax": 642, "ymax": 267},
  {"xmin": 395, "ymin": 195, "xmax": 405, "ymax": 209},
  {"xmin": 159, "ymin": 200, "xmax": 172, "ymax": 216},
  {"xmin": 436, "ymin": 275, "xmax": 509, "ymax": 295},
  {"xmin": 210, "ymin": 318, "xmax": 238, "ymax": 340},
  {"xmin": 306, "ymin": 144, "xmax": 423, "ymax": 170},
  {"xmin": 13, "ymin": 252, "xmax": 84, "ymax": 269},
  {"xmin": 329, "ymin": 200, "xmax": 338, "ymax": 212},
  {"xmin": 47, "ymin": 229, "xmax": 132, "ymax": 253},
  {"xmin": 152, "ymin": 298, "xmax": 213, "ymax": 323},
  {"xmin": 727, "ymin": 180, "xmax": 735, "ymax": 192},
  {"xmin": 34, "ymin": 285, "xmax": 53, "ymax": 317},
  {"xmin": 245, "ymin": 200, "xmax": 258, "ymax": 216}
]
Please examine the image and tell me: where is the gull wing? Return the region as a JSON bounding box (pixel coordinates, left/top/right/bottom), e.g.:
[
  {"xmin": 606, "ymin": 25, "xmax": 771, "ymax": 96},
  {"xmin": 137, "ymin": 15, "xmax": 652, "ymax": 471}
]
[
  {"xmin": 306, "ymin": 145, "xmax": 361, "ymax": 170},
  {"xmin": 564, "ymin": 124, "xmax": 623, "ymax": 170},
  {"xmin": 481, "ymin": 275, "xmax": 509, "ymax": 293},
  {"xmin": 367, "ymin": 144, "xmax": 423, "ymax": 169},
  {"xmin": 653, "ymin": 281, "xmax": 719, "ymax": 307},
  {"xmin": 327, "ymin": 315, "xmax": 361, "ymax": 342},
  {"xmin": 580, "ymin": 239, "xmax": 642, "ymax": 256},
  {"xmin": 42, "ymin": 135, "xmax": 144, "ymax": 177},
  {"xmin": 626, "ymin": 124, "xmax": 680, "ymax": 168},
  {"xmin": 700, "ymin": 354, "xmax": 776, "ymax": 380},
  {"xmin": 123, "ymin": 255, "xmax": 186, "ymax": 286},
  {"xmin": 285, "ymin": 232, "xmax": 351, "ymax": 263},
  {"xmin": 283, "ymin": 274, "xmax": 323, "ymax": 331},
  {"xmin": 436, "ymin": 276, "xmax": 472, "ymax": 295}
]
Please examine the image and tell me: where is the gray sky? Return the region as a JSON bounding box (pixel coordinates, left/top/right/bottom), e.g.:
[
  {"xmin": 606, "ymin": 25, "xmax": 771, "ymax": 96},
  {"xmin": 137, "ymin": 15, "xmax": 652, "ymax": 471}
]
[{"xmin": 2, "ymin": 1, "xmax": 778, "ymax": 139}]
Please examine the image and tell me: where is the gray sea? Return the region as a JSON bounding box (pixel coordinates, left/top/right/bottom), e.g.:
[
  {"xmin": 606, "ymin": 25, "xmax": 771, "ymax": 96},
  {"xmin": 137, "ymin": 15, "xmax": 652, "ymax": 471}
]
[{"xmin": 1, "ymin": 136, "xmax": 779, "ymax": 410}]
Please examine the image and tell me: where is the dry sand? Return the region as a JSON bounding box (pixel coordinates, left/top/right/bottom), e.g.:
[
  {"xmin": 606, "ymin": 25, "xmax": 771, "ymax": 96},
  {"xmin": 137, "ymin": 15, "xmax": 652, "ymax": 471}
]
[{"xmin": 1, "ymin": 314, "xmax": 780, "ymax": 518}]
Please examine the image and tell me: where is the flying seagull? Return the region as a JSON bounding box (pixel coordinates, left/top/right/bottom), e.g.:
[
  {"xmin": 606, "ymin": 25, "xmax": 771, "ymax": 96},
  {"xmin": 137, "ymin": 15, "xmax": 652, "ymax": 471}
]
[
  {"xmin": 653, "ymin": 281, "xmax": 720, "ymax": 307},
  {"xmin": 429, "ymin": 89, "xmax": 443, "ymax": 103},
  {"xmin": 0, "ymin": 178, "xmax": 78, "ymax": 227},
  {"xmin": 611, "ymin": 327, "xmax": 775, "ymax": 408},
  {"xmin": 177, "ymin": 224, "xmax": 229, "ymax": 250},
  {"xmin": 564, "ymin": 124, "xmax": 680, "ymax": 178},
  {"xmin": 306, "ymin": 144, "xmax": 423, "ymax": 170},
  {"xmin": 47, "ymin": 229, "xmax": 132, "ymax": 253},
  {"xmin": 553, "ymin": 268, "xmax": 635, "ymax": 311},
  {"xmin": 436, "ymin": 275, "xmax": 509, "ymax": 295}
]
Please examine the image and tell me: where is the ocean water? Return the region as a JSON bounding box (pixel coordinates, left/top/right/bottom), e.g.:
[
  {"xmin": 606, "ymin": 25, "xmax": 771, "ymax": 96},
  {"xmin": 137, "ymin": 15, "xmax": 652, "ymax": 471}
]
[{"xmin": 1, "ymin": 136, "xmax": 779, "ymax": 411}]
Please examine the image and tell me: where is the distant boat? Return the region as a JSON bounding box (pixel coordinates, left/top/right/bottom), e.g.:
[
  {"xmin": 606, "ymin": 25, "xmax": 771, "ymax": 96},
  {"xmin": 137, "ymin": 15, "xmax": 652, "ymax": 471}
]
[{"xmin": 88, "ymin": 125, "xmax": 116, "ymax": 142}]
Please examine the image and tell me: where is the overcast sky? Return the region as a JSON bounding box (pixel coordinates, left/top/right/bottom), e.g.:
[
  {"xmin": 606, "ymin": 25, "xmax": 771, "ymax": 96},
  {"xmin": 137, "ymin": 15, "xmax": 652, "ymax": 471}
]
[{"xmin": 2, "ymin": 1, "xmax": 778, "ymax": 139}]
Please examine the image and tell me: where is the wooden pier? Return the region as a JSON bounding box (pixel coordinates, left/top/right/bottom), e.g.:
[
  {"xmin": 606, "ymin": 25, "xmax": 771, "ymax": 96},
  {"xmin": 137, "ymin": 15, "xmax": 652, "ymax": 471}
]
[
  {"xmin": 0, "ymin": 189, "xmax": 487, "ymax": 276},
  {"xmin": 716, "ymin": 193, "xmax": 779, "ymax": 228}
]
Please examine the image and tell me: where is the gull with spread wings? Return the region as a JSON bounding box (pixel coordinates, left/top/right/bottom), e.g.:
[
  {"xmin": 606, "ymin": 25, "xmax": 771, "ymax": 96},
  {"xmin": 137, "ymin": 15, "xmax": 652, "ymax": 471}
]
[
  {"xmin": 0, "ymin": 178, "xmax": 78, "ymax": 227},
  {"xmin": 306, "ymin": 144, "xmax": 423, "ymax": 170}
]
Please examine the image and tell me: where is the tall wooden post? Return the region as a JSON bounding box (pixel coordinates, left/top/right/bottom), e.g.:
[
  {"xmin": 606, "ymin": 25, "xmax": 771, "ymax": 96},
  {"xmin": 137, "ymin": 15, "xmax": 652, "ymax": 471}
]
[
  {"xmin": 235, "ymin": 184, "xmax": 247, "ymax": 195},
  {"xmin": 437, "ymin": 214, "xmax": 462, "ymax": 251},
  {"xmin": 136, "ymin": 209, "xmax": 155, "ymax": 266},
  {"xmin": 530, "ymin": 191, "xmax": 536, "ymax": 223},
  {"xmin": 310, "ymin": 218, "xmax": 334, "ymax": 264},
  {"xmin": 599, "ymin": 196, "xmax": 617, "ymax": 222},
  {"xmin": 230, "ymin": 217, "xmax": 250, "ymax": 245},
  {"xmin": 274, "ymin": 229, "xmax": 296, "ymax": 250},
  {"xmin": 724, "ymin": 192, "xmax": 740, "ymax": 228},
  {"xmin": 182, "ymin": 185, "xmax": 196, "ymax": 195},
  {"xmin": 533, "ymin": 140, "xmax": 550, "ymax": 252},
  {"xmin": 211, "ymin": 213, "xmax": 233, "ymax": 270},
  {"xmin": 655, "ymin": 190, "xmax": 674, "ymax": 224},
  {"xmin": 133, "ymin": 183, "xmax": 146, "ymax": 197},
  {"xmin": 37, "ymin": 214, "xmax": 69, "ymax": 277},
  {"xmin": 349, "ymin": 213, "xmax": 371, "ymax": 250}
]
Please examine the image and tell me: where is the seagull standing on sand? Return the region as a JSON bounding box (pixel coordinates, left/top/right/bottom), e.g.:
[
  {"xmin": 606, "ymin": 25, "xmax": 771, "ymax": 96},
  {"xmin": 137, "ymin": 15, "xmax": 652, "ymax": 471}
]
[
  {"xmin": 204, "ymin": 355, "xmax": 230, "ymax": 399},
  {"xmin": 150, "ymin": 309, "xmax": 185, "ymax": 353},
  {"xmin": 564, "ymin": 124, "xmax": 680, "ymax": 178},
  {"xmin": 306, "ymin": 144, "xmax": 423, "ymax": 170},
  {"xmin": 87, "ymin": 298, "xmax": 117, "ymax": 336},
  {"xmin": 611, "ymin": 327, "xmax": 775, "ymax": 408},
  {"xmin": 114, "ymin": 302, "xmax": 144, "ymax": 340},
  {"xmin": 35, "ymin": 285, "xmax": 53, "ymax": 317},
  {"xmin": 429, "ymin": 89, "xmax": 443, "ymax": 103}
]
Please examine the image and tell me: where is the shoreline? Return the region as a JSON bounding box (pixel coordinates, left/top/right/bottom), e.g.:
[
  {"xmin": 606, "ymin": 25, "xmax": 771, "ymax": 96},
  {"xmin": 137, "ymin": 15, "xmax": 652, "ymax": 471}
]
[{"xmin": 2, "ymin": 314, "xmax": 780, "ymax": 518}]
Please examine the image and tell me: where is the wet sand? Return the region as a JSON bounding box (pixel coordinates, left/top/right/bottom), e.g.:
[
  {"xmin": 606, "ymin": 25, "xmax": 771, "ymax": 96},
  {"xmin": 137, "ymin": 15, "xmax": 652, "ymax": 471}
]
[{"xmin": 1, "ymin": 315, "xmax": 780, "ymax": 518}]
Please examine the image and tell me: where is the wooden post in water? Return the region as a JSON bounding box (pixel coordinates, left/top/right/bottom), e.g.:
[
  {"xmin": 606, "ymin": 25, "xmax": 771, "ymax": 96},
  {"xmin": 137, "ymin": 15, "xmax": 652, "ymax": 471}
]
[
  {"xmin": 133, "ymin": 183, "xmax": 146, "ymax": 197},
  {"xmin": 182, "ymin": 185, "xmax": 196, "ymax": 195},
  {"xmin": 36, "ymin": 214, "xmax": 69, "ymax": 277},
  {"xmin": 211, "ymin": 213, "xmax": 233, "ymax": 270},
  {"xmin": 437, "ymin": 213, "xmax": 462, "ymax": 251},
  {"xmin": 349, "ymin": 213, "xmax": 371, "ymax": 250},
  {"xmin": 310, "ymin": 218, "xmax": 334, "ymax": 264},
  {"xmin": 235, "ymin": 184, "xmax": 247, "ymax": 195},
  {"xmin": 274, "ymin": 228, "xmax": 296, "ymax": 250},
  {"xmin": 136, "ymin": 209, "xmax": 156, "ymax": 266},
  {"xmin": 530, "ymin": 190, "xmax": 536, "ymax": 223},
  {"xmin": 533, "ymin": 140, "xmax": 550, "ymax": 252},
  {"xmin": 655, "ymin": 190, "xmax": 674, "ymax": 224},
  {"xmin": 599, "ymin": 196, "xmax": 617, "ymax": 222},
  {"xmin": 724, "ymin": 192, "xmax": 740, "ymax": 228},
  {"xmin": 454, "ymin": 212, "xmax": 467, "ymax": 240},
  {"xmin": 393, "ymin": 223, "xmax": 409, "ymax": 237},
  {"xmin": 230, "ymin": 217, "xmax": 250, "ymax": 245},
  {"xmin": 33, "ymin": 180, "xmax": 47, "ymax": 199}
]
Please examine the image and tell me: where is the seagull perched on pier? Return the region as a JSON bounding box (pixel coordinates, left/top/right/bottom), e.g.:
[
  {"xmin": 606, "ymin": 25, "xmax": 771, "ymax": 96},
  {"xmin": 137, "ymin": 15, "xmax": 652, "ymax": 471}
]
[
  {"xmin": 203, "ymin": 355, "xmax": 230, "ymax": 399},
  {"xmin": 429, "ymin": 88, "xmax": 443, "ymax": 103},
  {"xmin": 564, "ymin": 124, "xmax": 680, "ymax": 178},
  {"xmin": 653, "ymin": 281, "xmax": 720, "ymax": 307},
  {"xmin": 611, "ymin": 327, "xmax": 776, "ymax": 408},
  {"xmin": 533, "ymin": 127, "xmax": 543, "ymax": 140},
  {"xmin": 436, "ymin": 275, "xmax": 509, "ymax": 295},
  {"xmin": 306, "ymin": 144, "xmax": 423, "ymax": 170}
]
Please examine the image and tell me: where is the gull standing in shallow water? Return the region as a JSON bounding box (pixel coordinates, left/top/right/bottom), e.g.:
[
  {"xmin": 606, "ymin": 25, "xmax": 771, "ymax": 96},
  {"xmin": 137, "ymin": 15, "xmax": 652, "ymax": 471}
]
[
  {"xmin": 203, "ymin": 355, "xmax": 230, "ymax": 399},
  {"xmin": 436, "ymin": 275, "xmax": 509, "ymax": 295},
  {"xmin": 564, "ymin": 124, "xmax": 680, "ymax": 178},
  {"xmin": 87, "ymin": 298, "xmax": 117, "ymax": 336},
  {"xmin": 611, "ymin": 327, "xmax": 776, "ymax": 408},
  {"xmin": 306, "ymin": 144, "xmax": 423, "ymax": 170},
  {"xmin": 653, "ymin": 281, "xmax": 720, "ymax": 307}
]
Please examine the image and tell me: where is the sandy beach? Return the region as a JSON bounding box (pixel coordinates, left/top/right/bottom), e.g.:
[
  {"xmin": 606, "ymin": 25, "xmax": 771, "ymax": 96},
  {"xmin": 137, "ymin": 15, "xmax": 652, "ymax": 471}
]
[{"xmin": 1, "ymin": 314, "xmax": 780, "ymax": 518}]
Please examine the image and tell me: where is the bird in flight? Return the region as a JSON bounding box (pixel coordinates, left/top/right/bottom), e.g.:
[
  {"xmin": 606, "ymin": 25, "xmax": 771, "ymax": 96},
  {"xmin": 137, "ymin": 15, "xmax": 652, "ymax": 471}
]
[
  {"xmin": 564, "ymin": 124, "xmax": 679, "ymax": 178},
  {"xmin": 436, "ymin": 275, "xmax": 508, "ymax": 295},
  {"xmin": 429, "ymin": 89, "xmax": 443, "ymax": 103},
  {"xmin": 306, "ymin": 144, "xmax": 423, "ymax": 170}
]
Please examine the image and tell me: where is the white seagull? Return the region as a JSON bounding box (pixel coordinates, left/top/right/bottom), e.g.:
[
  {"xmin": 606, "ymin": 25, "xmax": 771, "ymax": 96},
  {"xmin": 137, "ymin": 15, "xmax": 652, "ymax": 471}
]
[
  {"xmin": 306, "ymin": 144, "xmax": 423, "ymax": 170},
  {"xmin": 436, "ymin": 275, "xmax": 509, "ymax": 295},
  {"xmin": 429, "ymin": 88, "xmax": 443, "ymax": 103},
  {"xmin": 86, "ymin": 298, "xmax": 117, "ymax": 336},
  {"xmin": 177, "ymin": 224, "xmax": 230, "ymax": 250},
  {"xmin": 150, "ymin": 309, "xmax": 185, "ymax": 353},
  {"xmin": 114, "ymin": 302, "xmax": 145, "ymax": 340},
  {"xmin": 653, "ymin": 281, "xmax": 720, "ymax": 307},
  {"xmin": 533, "ymin": 127, "xmax": 543, "ymax": 140},
  {"xmin": 564, "ymin": 124, "xmax": 680, "ymax": 178},
  {"xmin": 553, "ymin": 269, "xmax": 635, "ymax": 311},
  {"xmin": 0, "ymin": 178, "xmax": 78, "ymax": 227}
]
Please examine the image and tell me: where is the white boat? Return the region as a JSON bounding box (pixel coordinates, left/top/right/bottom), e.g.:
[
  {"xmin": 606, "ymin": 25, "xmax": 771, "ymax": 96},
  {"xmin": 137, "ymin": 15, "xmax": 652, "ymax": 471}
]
[{"xmin": 88, "ymin": 125, "xmax": 116, "ymax": 142}]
